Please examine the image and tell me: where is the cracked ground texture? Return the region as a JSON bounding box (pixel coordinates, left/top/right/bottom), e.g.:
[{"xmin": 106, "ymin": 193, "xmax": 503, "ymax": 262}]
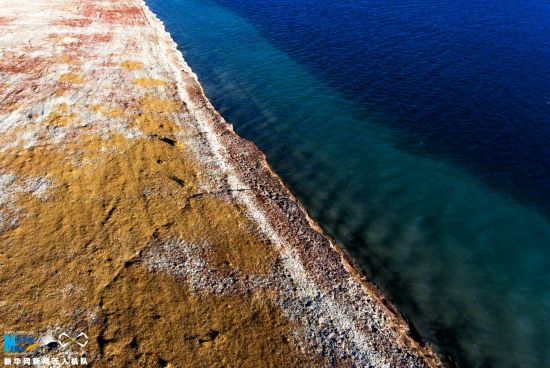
[{"xmin": 0, "ymin": 0, "xmax": 441, "ymax": 367}]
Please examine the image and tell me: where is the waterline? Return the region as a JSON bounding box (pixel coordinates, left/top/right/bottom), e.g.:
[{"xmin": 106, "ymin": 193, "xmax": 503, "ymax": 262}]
[{"xmin": 146, "ymin": 0, "xmax": 550, "ymax": 366}]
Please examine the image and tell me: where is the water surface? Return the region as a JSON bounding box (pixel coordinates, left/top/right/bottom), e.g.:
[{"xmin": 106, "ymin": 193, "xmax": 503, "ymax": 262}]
[{"xmin": 146, "ymin": 0, "xmax": 550, "ymax": 366}]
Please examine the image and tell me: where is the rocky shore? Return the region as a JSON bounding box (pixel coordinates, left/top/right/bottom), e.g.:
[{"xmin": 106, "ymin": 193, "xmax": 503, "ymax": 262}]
[{"xmin": 0, "ymin": 0, "xmax": 441, "ymax": 366}]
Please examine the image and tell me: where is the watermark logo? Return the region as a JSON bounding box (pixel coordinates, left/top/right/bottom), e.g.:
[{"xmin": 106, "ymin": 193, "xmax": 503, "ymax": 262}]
[
  {"xmin": 58, "ymin": 333, "xmax": 88, "ymax": 349},
  {"xmin": 3, "ymin": 333, "xmax": 35, "ymax": 353},
  {"xmin": 2, "ymin": 331, "xmax": 88, "ymax": 366},
  {"xmin": 3, "ymin": 356, "xmax": 88, "ymax": 366}
]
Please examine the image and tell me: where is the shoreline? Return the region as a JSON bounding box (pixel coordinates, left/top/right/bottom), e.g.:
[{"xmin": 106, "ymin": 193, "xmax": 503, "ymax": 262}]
[
  {"xmin": 139, "ymin": 1, "xmax": 441, "ymax": 366},
  {"xmin": 0, "ymin": 0, "xmax": 441, "ymax": 366}
]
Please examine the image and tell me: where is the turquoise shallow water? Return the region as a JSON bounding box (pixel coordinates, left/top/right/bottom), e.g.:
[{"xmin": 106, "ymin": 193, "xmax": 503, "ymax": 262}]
[{"xmin": 146, "ymin": 0, "xmax": 550, "ymax": 366}]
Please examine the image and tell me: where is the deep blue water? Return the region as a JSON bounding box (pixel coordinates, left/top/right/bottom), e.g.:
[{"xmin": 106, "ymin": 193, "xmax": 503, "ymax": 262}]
[{"xmin": 146, "ymin": 0, "xmax": 550, "ymax": 366}]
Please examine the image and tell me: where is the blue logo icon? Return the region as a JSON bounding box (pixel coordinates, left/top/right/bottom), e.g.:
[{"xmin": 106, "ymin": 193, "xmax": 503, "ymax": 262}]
[{"xmin": 3, "ymin": 333, "xmax": 35, "ymax": 353}]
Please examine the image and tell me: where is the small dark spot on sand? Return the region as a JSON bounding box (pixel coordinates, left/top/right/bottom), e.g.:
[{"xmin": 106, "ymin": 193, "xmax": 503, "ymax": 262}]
[
  {"xmin": 159, "ymin": 136, "xmax": 176, "ymax": 146},
  {"xmin": 129, "ymin": 337, "xmax": 138, "ymax": 349},
  {"xmin": 169, "ymin": 175, "xmax": 185, "ymax": 187},
  {"xmin": 198, "ymin": 329, "xmax": 219, "ymax": 344},
  {"xmin": 46, "ymin": 341, "xmax": 60, "ymax": 351}
]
